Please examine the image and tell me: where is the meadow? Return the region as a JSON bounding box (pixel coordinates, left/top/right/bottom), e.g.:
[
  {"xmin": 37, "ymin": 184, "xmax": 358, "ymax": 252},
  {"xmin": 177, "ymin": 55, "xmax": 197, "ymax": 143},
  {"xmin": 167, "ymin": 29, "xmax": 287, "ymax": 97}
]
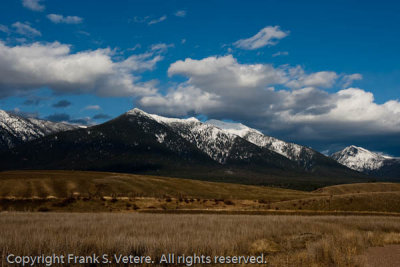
[
  {"xmin": 1, "ymin": 213, "xmax": 400, "ymax": 266},
  {"xmin": 1, "ymin": 171, "xmax": 400, "ymax": 266},
  {"xmin": 1, "ymin": 170, "xmax": 400, "ymax": 213}
]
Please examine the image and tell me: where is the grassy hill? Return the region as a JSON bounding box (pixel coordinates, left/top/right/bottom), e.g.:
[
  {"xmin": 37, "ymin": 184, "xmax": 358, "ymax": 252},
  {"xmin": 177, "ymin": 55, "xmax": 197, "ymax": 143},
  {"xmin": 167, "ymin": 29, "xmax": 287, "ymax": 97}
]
[
  {"xmin": 314, "ymin": 182, "xmax": 400, "ymax": 195},
  {"xmin": 271, "ymin": 182, "xmax": 400, "ymax": 213},
  {"xmin": 0, "ymin": 170, "xmax": 314, "ymax": 201},
  {"xmin": 1, "ymin": 170, "xmax": 400, "ymax": 213}
]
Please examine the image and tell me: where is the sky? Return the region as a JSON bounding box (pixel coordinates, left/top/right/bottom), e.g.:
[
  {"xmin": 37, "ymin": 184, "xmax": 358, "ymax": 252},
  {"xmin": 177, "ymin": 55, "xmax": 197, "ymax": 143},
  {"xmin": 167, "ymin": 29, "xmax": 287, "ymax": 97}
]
[{"xmin": 0, "ymin": 0, "xmax": 400, "ymax": 156}]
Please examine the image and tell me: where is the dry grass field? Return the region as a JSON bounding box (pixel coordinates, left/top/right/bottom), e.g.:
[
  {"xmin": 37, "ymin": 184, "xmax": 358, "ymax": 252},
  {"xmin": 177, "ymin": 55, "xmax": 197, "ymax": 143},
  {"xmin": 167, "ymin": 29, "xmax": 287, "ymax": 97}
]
[
  {"xmin": 1, "ymin": 171, "xmax": 400, "ymax": 266},
  {"xmin": 1, "ymin": 213, "xmax": 400, "ymax": 266},
  {"xmin": 1, "ymin": 170, "xmax": 400, "ymax": 213},
  {"xmin": 314, "ymin": 182, "xmax": 400, "ymax": 195},
  {"xmin": 0, "ymin": 170, "xmax": 314, "ymax": 200}
]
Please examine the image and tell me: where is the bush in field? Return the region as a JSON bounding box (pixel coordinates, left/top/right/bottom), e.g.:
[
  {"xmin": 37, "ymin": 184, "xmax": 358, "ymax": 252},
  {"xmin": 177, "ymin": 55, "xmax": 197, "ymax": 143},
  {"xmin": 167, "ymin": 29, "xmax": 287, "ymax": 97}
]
[{"xmin": 223, "ymin": 200, "xmax": 235, "ymax": 205}]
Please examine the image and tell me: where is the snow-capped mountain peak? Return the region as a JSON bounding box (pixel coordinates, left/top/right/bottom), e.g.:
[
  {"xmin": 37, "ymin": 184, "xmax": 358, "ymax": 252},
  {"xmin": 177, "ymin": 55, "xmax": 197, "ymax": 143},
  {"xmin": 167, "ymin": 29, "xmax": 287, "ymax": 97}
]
[
  {"xmin": 149, "ymin": 114, "xmax": 200, "ymax": 124},
  {"xmin": 124, "ymin": 109, "xmax": 342, "ymax": 170},
  {"xmin": 0, "ymin": 109, "xmax": 78, "ymax": 150},
  {"xmin": 331, "ymin": 145, "xmax": 389, "ymax": 172},
  {"xmin": 126, "ymin": 108, "xmax": 199, "ymax": 124},
  {"xmin": 134, "ymin": 112, "xmax": 238, "ymax": 163},
  {"xmin": 207, "ymin": 119, "xmax": 315, "ymax": 165}
]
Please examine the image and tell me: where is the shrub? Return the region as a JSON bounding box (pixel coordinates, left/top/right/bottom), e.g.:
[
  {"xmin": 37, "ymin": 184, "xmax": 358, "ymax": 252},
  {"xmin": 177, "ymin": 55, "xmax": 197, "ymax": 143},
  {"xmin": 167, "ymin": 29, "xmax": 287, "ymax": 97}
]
[{"xmin": 223, "ymin": 200, "xmax": 235, "ymax": 205}]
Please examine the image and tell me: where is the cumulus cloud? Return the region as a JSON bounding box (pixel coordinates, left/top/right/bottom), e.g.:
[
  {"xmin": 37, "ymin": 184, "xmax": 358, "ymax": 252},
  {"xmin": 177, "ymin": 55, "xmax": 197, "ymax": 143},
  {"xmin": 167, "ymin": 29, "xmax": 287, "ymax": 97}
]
[
  {"xmin": 140, "ymin": 85, "xmax": 221, "ymax": 117},
  {"xmin": 22, "ymin": 0, "xmax": 44, "ymax": 11},
  {"xmin": 12, "ymin": 22, "xmax": 41, "ymax": 37},
  {"xmin": 234, "ymin": 26, "xmax": 289, "ymax": 50},
  {"xmin": 52, "ymin": 100, "xmax": 71, "ymax": 108},
  {"xmin": 286, "ymin": 67, "xmax": 338, "ymax": 88},
  {"xmin": 148, "ymin": 15, "xmax": 167, "ymax": 25},
  {"xmin": 168, "ymin": 55, "xmax": 287, "ymax": 90},
  {"xmin": 47, "ymin": 14, "xmax": 83, "ymax": 24},
  {"xmin": 0, "ymin": 41, "xmax": 162, "ymax": 98},
  {"xmin": 138, "ymin": 55, "xmax": 400, "ymax": 152}
]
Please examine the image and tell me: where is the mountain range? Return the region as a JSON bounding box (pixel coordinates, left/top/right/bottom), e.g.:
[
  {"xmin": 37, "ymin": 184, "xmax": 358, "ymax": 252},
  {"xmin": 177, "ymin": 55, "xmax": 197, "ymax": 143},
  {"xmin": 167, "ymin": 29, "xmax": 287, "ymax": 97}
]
[{"xmin": 0, "ymin": 108, "xmax": 393, "ymax": 189}]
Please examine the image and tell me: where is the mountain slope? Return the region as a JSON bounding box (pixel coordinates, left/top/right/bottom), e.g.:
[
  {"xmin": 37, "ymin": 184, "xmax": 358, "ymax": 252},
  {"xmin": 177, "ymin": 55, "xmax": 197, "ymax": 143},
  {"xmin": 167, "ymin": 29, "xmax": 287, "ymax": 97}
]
[
  {"xmin": 0, "ymin": 109, "xmax": 217, "ymax": 173},
  {"xmin": 147, "ymin": 111, "xmax": 296, "ymax": 170},
  {"xmin": 331, "ymin": 145, "xmax": 400, "ymax": 178},
  {"xmin": 205, "ymin": 119, "xmax": 354, "ymax": 177},
  {"xmin": 0, "ymin": 108, "xmax": 367, "ymax": 189},
  {"xmin": 0, "ymin": 110, "xmax": 78, "ymax": 151}
]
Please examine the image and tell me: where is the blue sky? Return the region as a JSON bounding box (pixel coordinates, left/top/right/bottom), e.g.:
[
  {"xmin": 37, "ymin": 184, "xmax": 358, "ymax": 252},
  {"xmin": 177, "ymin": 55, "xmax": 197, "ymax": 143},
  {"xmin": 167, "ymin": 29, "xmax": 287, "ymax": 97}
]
[{"xmin": 0, "ymin": 0, "xmax": 400, "ymax": 155}]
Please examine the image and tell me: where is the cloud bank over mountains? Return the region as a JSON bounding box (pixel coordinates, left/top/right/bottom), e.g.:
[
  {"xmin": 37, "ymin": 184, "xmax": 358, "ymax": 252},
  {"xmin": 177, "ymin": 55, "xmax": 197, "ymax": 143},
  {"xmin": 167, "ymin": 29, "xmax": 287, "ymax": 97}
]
[
  {"xmin": 1, "ymin": 40, "xmax": 398, "ymax": 149},
  {"xmin": 138, "ymin": 55, "xmax": 400, "ymax": 151},
  {"xmin": 0, "ymin": 13, "xmax": 399, "ymax": 155}
]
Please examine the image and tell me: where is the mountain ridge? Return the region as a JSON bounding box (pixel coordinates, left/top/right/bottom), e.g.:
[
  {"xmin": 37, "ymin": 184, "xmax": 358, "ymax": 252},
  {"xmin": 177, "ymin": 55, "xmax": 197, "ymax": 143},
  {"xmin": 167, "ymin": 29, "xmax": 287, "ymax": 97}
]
[
  {"xmin": 0, "ymin": 110, "xmax": 79, "ymax": 151},
  {"xmin": 0, "ymin": 108, "xmax": 368, "ymax": 189},
  {"xmin": 331, "ymin": 145, "xmax": 400, "ymax": 178}
]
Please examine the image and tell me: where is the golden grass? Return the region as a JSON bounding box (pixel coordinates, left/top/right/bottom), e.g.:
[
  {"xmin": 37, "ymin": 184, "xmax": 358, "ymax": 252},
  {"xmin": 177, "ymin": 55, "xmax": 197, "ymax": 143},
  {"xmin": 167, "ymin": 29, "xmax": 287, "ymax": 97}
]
[
  {"xmin": 1, "ymin": 213, "xmax": 400, "ymax": 266},
  {"xmin": 1, "ymin": 170, "xmax": 400, "ymax": 214},
  {"xmin": 314, "ymin": 182, "xmax": 400, "ymax": 195},
  {"xmin": 0, "ymin": 170, "xmax": 314, "ymax": 201}
]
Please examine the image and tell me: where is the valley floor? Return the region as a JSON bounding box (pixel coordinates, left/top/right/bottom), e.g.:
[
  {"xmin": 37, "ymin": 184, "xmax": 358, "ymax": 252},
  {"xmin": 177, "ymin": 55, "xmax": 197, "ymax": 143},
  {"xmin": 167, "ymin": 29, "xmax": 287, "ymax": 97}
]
[
  {"xmin": 1, "ymin": 170, "xmax": 400, "ymax": 213},
  {"xmin": 1, "ymin": 171, "xmax": 400, "ymax": 266}
]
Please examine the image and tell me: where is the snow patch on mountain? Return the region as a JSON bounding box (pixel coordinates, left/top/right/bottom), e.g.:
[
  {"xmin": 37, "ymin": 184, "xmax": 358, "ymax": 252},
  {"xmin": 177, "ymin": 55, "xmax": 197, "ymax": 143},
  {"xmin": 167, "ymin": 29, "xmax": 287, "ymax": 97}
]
[
  {"xmin": 206, "ymin": 119, "xmax": 262, "ymax": 137},
  {"xmin": 125, "ymin": 109, "xmax": 321, "ymax": 166},
  {"xmin": 149, "ymin": 114, "xmax": 238, "ymax": 163},
  {"xmin": 0, "ymin": 109, "xmax": 78, "ymax": 150},
  {"xmin": 331, "ymin": 145, "xmax": 391, "ymax": 172},
  {"xmin": 206, "ymin": 119, "xmax": 315, "ymax": 164}
]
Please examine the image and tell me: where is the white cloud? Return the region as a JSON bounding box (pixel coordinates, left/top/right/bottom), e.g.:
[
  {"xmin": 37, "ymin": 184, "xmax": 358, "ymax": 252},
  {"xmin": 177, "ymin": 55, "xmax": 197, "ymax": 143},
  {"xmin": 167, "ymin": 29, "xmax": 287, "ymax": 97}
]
[
  {"xmin": 148, "ymin": 15, "xmax": 167, "ymax": 25},
  {"xmin": 277, "ymin": 88, "xmax": 400, "ymax": 138},
  {"xmin": 140, "ymin": 85, "xmax": 220, "ymax": 117},
  {"xmin": 174, "ymin": 10, "xmax": 187, "ymax": 17},
  {"xmin": 142, "ymin": 55, "xmax": 288, "ymax": 118},
  {"xmin": 168, "ymin": 55, "xmax": 287, "ymax": 90},
  {"xmin": 234, "ymin": 26, "xmax": 289, "ymax": 50},
  {"xmin": 0, "ymin": 41, "xmax": 162, "ymax": 98},
  {"xmin": 128, "ymin": 44, "xmax": 141, "ymax": 51},
  {"xmin": 138, "ymin": 55, "xmax": 400, "ymax": 143},
  {"xmin": 83, "ymin": 105, "xmax": 101, "ymax": 110},
  {"xmin": 0, "ymin": 25, "xmax": 9, "ymax": 33},
  {"xmin": 47, "ymin": 14, "xmax": 83, "ymax": 24},
  {"xmin": 12, "ymin": 22, "xmax": 41, "ymax": 37},
  {"xmin": 22, "ymin": 0, "xmax": 44, "ymax": 11},
  {"xmin": 286, "ymin": 67, "xmax": 338, "ymax": 88},
  {"xmin": 342, "ymin": 73, "xmax": 362, "ymax": 88},
  {"xmin": 150, "ymin": 43, "xmax": 174, "ymax": 52}
]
